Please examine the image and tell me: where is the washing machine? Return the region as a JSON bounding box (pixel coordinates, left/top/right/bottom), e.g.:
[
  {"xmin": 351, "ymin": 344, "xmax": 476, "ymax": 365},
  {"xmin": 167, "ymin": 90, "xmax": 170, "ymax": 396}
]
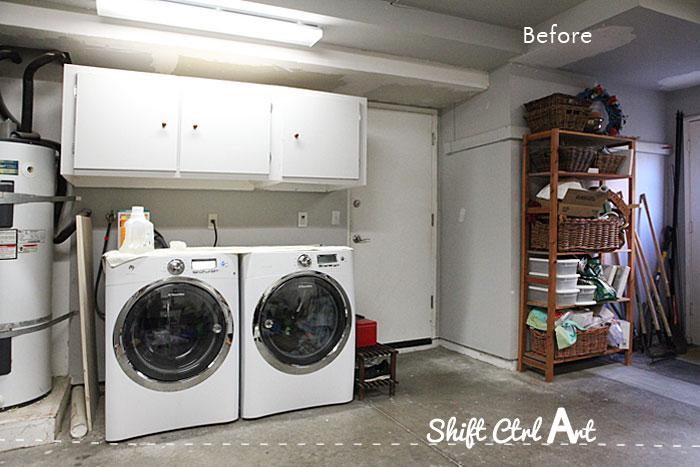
[
  {"xmin": 240, "ymin": 246, "xmax": 355, "ymax": 419},
  {"xmin": 104, "ymin": 247, "xmax": 240, "ymax": 441}
]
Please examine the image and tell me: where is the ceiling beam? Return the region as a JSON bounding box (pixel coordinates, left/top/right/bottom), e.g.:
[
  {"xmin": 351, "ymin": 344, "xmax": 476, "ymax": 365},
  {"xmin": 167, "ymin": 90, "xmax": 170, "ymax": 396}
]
[
  {"xmin": 236, "ymin": 0, "xmax": 524, "ymax": 54},
  {"xmin": 0, "ymin": 2, "xmax": 488, "ymax": 92}
]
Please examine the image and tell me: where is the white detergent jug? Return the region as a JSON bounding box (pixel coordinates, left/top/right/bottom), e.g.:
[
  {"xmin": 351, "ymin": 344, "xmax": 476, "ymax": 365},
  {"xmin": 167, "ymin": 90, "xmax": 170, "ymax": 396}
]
[{"xmin": 120, "ymin": 206, "xmax": 154, "ymax": 254}]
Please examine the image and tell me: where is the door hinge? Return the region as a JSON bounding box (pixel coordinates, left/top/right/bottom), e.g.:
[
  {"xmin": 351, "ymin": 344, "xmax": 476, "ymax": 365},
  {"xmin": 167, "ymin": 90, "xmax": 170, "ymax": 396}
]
[
  {"xmin": 270, "ymin": 103, "xmax": 273, "ymax": 113},
  {"xmin": 432, "ymin": 132, "xmax": 436, "ymax": 146},
  {"xmin": 269, "ymin": 152, "xmax": 272, "ymax": 163},
  {"xmin": 430, "ymin": 295, "xmax": 434, "ymax": 309},
  {"xmin": 691, "ymin": 220, "xmax": 694, "ymax": 234},
  {"xmin": 431, "ymin": 213, "xmax": 435, "ymax": 227}
]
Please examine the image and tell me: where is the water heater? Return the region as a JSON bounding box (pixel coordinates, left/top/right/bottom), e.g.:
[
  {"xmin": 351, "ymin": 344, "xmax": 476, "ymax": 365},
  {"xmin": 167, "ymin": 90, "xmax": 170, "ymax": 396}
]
[{"xmin": 0, "ymin": 140, "xmax": 56, "ymax": 408}]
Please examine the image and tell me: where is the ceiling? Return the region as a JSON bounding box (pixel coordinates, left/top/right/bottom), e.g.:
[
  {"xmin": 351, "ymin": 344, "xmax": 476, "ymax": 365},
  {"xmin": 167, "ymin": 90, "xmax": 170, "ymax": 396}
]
[
  {"xmin": 2, "ymin": 0, "xmax": 700, "ymax": 110},
  {"xmin": 388, "ymin": 0, "xmax": 588, "ymax": 29},
  {"xmin": 561, "ymin": 8, "xmax": 700, "ymax": 91}
]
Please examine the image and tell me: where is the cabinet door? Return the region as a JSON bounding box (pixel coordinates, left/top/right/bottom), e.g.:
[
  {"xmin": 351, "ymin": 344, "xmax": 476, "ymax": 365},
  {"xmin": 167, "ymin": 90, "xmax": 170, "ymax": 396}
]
[
  {"xmin": 180, "ymin": 82, "xmax": 270, "ymax": 175},
  {"xmin": 73, "ymin": 71, "xmax": 179, "ymax": 171},
  {"xmin": 278, "ymin": 93, "xmax": 361, "ymax": 180}
]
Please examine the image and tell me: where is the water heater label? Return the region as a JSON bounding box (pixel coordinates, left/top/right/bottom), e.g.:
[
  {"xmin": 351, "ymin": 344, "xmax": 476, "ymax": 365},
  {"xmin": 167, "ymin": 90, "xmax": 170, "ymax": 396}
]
[
  {"xmin": 18, "ymin": 229, "xmax": 46, "ymax": 254},
  {"xmin": 0, "ymin": 229, "xmax": 18, "ymax": 260},
  {"xmin": 0, "ymin": 160, "xmax": 19, "ymax": 176}
]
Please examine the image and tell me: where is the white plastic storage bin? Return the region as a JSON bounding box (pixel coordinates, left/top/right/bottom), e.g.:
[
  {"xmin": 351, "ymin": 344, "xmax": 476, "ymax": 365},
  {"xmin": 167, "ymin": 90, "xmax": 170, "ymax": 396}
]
[
  {"xmin": 528, "ymin": 286, "xmax": 579, "ymax": 306},
  {"xmin": 529, "ymin": 272, "xmax": 579, "ymax": 290},
  {"xmin": 576, "ymin": 285, "xmax": 597, "ymax": 304},
  {"xmin": 528, "ymin": 257, "xmax": 579, "ymax": 276}
]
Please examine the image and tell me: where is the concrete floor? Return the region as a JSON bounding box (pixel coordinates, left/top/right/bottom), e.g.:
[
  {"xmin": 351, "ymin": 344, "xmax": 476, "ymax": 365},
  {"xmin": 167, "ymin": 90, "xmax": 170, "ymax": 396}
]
[{"xmin": 2, "ymin": 347, "xmax": 700, "ymax": 466}]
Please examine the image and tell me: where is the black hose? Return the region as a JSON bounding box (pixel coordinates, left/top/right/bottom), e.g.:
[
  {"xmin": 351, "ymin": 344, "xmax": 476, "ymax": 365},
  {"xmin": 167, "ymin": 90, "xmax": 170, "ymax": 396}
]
[
  {"xmin": 154, "ymin": 229, "xmax": 168, "ymax": 249},
  {"xmin": 94, "ymin": 217, "xmax": 114, "ymax": 321},
  {"xmin": 0, "ymin": 47, "xmax": 22, "ymax": 125},
  {"xmin": 211, "ymin": 219, "xmax": 218, "ymax": 247},
  {"xmin": 20, "ymin": 50, "xmax": 71, "ymax": 134},
  {"xmin": 53, "ymin": 209, "xmax": 92, "ymax": 244}
]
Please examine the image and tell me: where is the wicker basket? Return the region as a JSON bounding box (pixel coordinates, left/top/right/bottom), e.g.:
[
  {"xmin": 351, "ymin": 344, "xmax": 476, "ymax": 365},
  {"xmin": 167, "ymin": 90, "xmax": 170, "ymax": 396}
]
[
  {"xmin": 529, "ymin": 326, "xmax": 609, "ymax": 359},
  {"xmin": 530, "ymin": 216, "xmax": 626, "ymax": 252},
  {"xmin": 524, "ymin": 94, "xmax": 591, "ymax": 133},
  {"xmin": 529, "ymin": 145, "xmax": 596, "ymax": 173},
  {"xmin": 593, "ymin": 152, "xmax": 626, "ymax": 174}
]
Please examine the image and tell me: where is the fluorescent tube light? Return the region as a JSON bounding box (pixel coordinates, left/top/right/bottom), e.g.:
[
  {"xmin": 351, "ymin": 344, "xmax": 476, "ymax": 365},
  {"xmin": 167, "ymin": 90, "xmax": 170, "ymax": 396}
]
[{"xmin": 96, "ymin": 0, "xmax": 323, "ymax": 47}]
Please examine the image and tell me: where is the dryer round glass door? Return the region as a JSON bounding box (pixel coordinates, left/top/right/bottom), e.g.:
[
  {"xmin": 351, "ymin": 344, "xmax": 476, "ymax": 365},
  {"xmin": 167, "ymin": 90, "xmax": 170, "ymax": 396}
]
[
  {"xmin": 113, "ymin": 277, "xmax": 233, "ymax": 391},
  {"xmin": 253, "ymin": 271, "xmax": 352, "ymax": 374}
]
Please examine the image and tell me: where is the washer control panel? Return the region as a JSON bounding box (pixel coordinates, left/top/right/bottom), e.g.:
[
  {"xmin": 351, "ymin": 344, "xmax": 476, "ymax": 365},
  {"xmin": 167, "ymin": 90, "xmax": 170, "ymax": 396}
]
[
  {"xmin": 167, "ymin": 259, "xmax": 185, "ymax": 275},
  {"xmin": 191, "ymin": 258, "xmax": 217, "ymax": 273}
]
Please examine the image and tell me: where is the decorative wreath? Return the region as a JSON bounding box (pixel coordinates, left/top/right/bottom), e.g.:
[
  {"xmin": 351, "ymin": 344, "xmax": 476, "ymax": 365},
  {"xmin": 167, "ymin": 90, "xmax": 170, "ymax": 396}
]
[{"xmin": 577, "ymin": 84, "xmax": 626, "ymax": 136}]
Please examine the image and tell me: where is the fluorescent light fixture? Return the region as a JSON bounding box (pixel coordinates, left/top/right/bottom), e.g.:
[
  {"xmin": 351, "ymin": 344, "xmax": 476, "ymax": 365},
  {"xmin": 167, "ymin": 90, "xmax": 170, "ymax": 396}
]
[{"xmin": 96, "ymin": 0, "xmax": 323, "ymax": 47}]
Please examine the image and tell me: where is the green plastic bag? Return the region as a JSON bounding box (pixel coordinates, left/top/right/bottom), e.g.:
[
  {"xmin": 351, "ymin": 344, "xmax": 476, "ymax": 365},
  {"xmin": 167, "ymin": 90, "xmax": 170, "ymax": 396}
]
[{"xmin": 579, "ymin": 257, "xmax": 617, "ymax": 302}]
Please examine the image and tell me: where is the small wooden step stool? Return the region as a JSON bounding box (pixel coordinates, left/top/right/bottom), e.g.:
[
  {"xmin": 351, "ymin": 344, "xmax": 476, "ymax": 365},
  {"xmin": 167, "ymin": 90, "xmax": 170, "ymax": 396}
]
[{"xmin": 355, "ymin": 344, "xmax": 398, "ymax": 400}]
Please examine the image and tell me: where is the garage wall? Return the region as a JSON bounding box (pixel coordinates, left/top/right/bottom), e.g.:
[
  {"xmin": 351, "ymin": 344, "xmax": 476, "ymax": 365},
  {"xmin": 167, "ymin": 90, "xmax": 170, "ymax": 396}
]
[
  {"xmin": 438, "ymin": 63, "xmax": 670, "ymax": 363},
  {"xmin": 0, "ymin": 77, "xmax": 348, "ymax": 380}
]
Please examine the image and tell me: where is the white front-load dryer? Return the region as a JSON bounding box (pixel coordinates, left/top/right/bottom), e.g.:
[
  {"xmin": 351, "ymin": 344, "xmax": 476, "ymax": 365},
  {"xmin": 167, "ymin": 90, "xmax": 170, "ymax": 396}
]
[
  {"xmin": 104, "ymin": 248, "xmax": 240, "ymax": 441},
  {"xmin": 240, "ymin": 246, "xmax": 355, "ymax": 419}
]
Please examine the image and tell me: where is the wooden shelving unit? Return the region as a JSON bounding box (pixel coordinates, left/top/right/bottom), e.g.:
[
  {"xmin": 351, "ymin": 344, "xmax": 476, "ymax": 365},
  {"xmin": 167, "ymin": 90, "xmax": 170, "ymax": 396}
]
[{"xmin": 517, "ymin": 129, "xmax": 637, "ymax": 382}]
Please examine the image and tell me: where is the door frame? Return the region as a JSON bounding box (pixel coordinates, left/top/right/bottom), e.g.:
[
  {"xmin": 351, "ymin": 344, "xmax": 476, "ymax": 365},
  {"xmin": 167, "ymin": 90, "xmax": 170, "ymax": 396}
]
[
  {"xmin": 684, "ymin": 114, "xmax": 700, "ymax": 343},
  {"xmin": 347, "ymin": 102, "xmax": 439, "ymax": 339}
]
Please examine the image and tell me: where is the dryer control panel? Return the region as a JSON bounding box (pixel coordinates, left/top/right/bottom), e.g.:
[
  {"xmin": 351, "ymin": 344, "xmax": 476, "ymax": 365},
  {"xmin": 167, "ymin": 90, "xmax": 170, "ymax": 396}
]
[{"xmin": 317, "ymin": 253, "xmax": 343, "ymax": 268}]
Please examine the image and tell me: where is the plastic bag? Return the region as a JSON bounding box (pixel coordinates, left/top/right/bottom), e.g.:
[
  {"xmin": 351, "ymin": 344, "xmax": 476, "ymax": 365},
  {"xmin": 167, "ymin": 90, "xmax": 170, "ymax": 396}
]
[
  {"xmin": 608, "ymin": 322, "xmax": 624, "ymax": 348},
  {"xmin": 579, "ymin": 257, "xmax": 617, "ymax": 302}
]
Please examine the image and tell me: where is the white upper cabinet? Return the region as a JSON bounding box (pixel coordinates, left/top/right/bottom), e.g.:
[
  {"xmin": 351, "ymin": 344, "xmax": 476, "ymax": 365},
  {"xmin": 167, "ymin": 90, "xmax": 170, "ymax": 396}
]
[
  {"xmin": 180, "ymin": 81, "xmax": 271, "ymax": 175},
  {"xmin": 61, "ymin": 65, "xmax": 366, "ymax": 191},
  {"xmin": 275, "ymin": 92, "xmax": 362, "ymax": 180},
  {"xmin": 73, "ymin": 71, "xmax": 179, "ymax": 171}
]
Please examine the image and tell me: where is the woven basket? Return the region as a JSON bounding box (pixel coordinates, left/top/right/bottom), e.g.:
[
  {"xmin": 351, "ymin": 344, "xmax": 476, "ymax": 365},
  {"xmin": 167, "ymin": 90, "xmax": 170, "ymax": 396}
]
[
  {"xmin": 593, "ymin": 152, "xmax": 626, "ymax": 174},
  {"xmin": 530, "ymin": 216, "xmax": 626, "ymax": 252},
  {"xmin": 529, "ymin": 326, "xmax": 609, "ymax": 359},
  {"xmin": 524, "ymin": 94, "xmax": 591, "ymax": 133},
  {"xmin": 529, "ymin": 145, "xmax": 596, "ymax": 173}
]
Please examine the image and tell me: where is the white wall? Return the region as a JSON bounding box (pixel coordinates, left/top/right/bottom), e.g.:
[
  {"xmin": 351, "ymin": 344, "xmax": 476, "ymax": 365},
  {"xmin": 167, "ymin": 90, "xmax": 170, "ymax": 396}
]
[
  {"xmin": 438, "ymin": 63, "xmax": 670, "ymax": 362},
  {"xmin": 0, "ymin": 76, "xmax": 349, "ymax": 380}
]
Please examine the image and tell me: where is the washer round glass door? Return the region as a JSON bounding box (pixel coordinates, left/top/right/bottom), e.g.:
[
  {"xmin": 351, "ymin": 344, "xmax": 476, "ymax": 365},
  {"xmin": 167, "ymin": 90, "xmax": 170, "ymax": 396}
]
[
  {"xmin": 113, "ymin": 277, "xmax": 232, "ymax": 391},
  {"xmin": 254, "ymin": 271, "xmax": 351, "ymax": 374}
]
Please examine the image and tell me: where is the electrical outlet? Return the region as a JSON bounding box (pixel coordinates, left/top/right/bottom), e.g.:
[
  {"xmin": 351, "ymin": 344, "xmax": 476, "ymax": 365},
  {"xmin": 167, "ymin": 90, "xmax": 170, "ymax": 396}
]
[
  {"xmin": 331, "ymin": 210, "xmax": 341, "ymax": 226},
  {"xmin": 458, "ymin": 207, "xmax": 466, "ymax": 223},
  {"xmin": 208, "ymin": 213, "xmax": 218, "ymax": 229},
  {"xmin": 298, "ymin": 212, "xmax": 308, "ymax": 228}
]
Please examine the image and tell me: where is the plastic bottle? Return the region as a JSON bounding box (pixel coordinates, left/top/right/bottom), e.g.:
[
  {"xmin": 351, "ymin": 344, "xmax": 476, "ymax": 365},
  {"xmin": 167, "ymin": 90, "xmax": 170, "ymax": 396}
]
[{"xmin": 119, "ymin": 206, "xmax": 155, "ymax": 254}]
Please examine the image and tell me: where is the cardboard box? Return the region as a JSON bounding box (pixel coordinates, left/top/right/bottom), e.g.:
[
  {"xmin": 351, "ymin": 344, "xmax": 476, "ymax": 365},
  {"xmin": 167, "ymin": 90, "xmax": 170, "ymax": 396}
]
[
  {"xmin": 538, "ymin": 189, "xmax": 608, "ymax": 218},
  {"xmin": 559, "ymin": 189, "xmax": 608, "ymax": 217}
]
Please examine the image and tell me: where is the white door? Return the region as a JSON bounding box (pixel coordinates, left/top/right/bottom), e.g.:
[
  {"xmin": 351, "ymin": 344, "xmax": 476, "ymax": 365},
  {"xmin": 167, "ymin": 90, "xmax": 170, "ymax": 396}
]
[
  {"xmin": 73, "ymin": 71, "xmax": 179, "ymax": 171},
  {"xmin": 277, "ymin": 92, "xmax": 361, "ymax": 180},
  {"xmin": 350, "ymin": 107, "xmax": 436, "ymax": 344},
  {"xmin": 689, "ymin": 118, "xmax": 700, "ymax": 343},
  {"xmin": 180, "ymin": 81, "xmax": 271, "ymax": 175}
]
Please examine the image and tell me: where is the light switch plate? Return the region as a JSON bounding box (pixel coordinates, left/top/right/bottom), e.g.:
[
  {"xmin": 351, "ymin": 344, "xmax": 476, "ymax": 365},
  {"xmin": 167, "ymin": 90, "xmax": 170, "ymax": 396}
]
[
  {"xmin": 331, "ymin": 210, "xmax": 341, "ymax": 226},
  {"xmin": 298, "ymin": 212, "xmax": 308, "ymax": 228},
  {"xmin": 458, "ymin": 208, "xmax": 466, "ymax": 223}
]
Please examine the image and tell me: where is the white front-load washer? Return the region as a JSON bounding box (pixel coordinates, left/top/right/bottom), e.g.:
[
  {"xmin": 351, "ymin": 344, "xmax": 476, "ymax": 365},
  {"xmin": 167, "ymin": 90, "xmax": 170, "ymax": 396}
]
[
  {"xmin": 240, "ymin": 246, "xmax": 356, "ymax": 419},
  {"xmin": 104, "ymin": 248, "xmax": 240, "ymax": 441}
]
